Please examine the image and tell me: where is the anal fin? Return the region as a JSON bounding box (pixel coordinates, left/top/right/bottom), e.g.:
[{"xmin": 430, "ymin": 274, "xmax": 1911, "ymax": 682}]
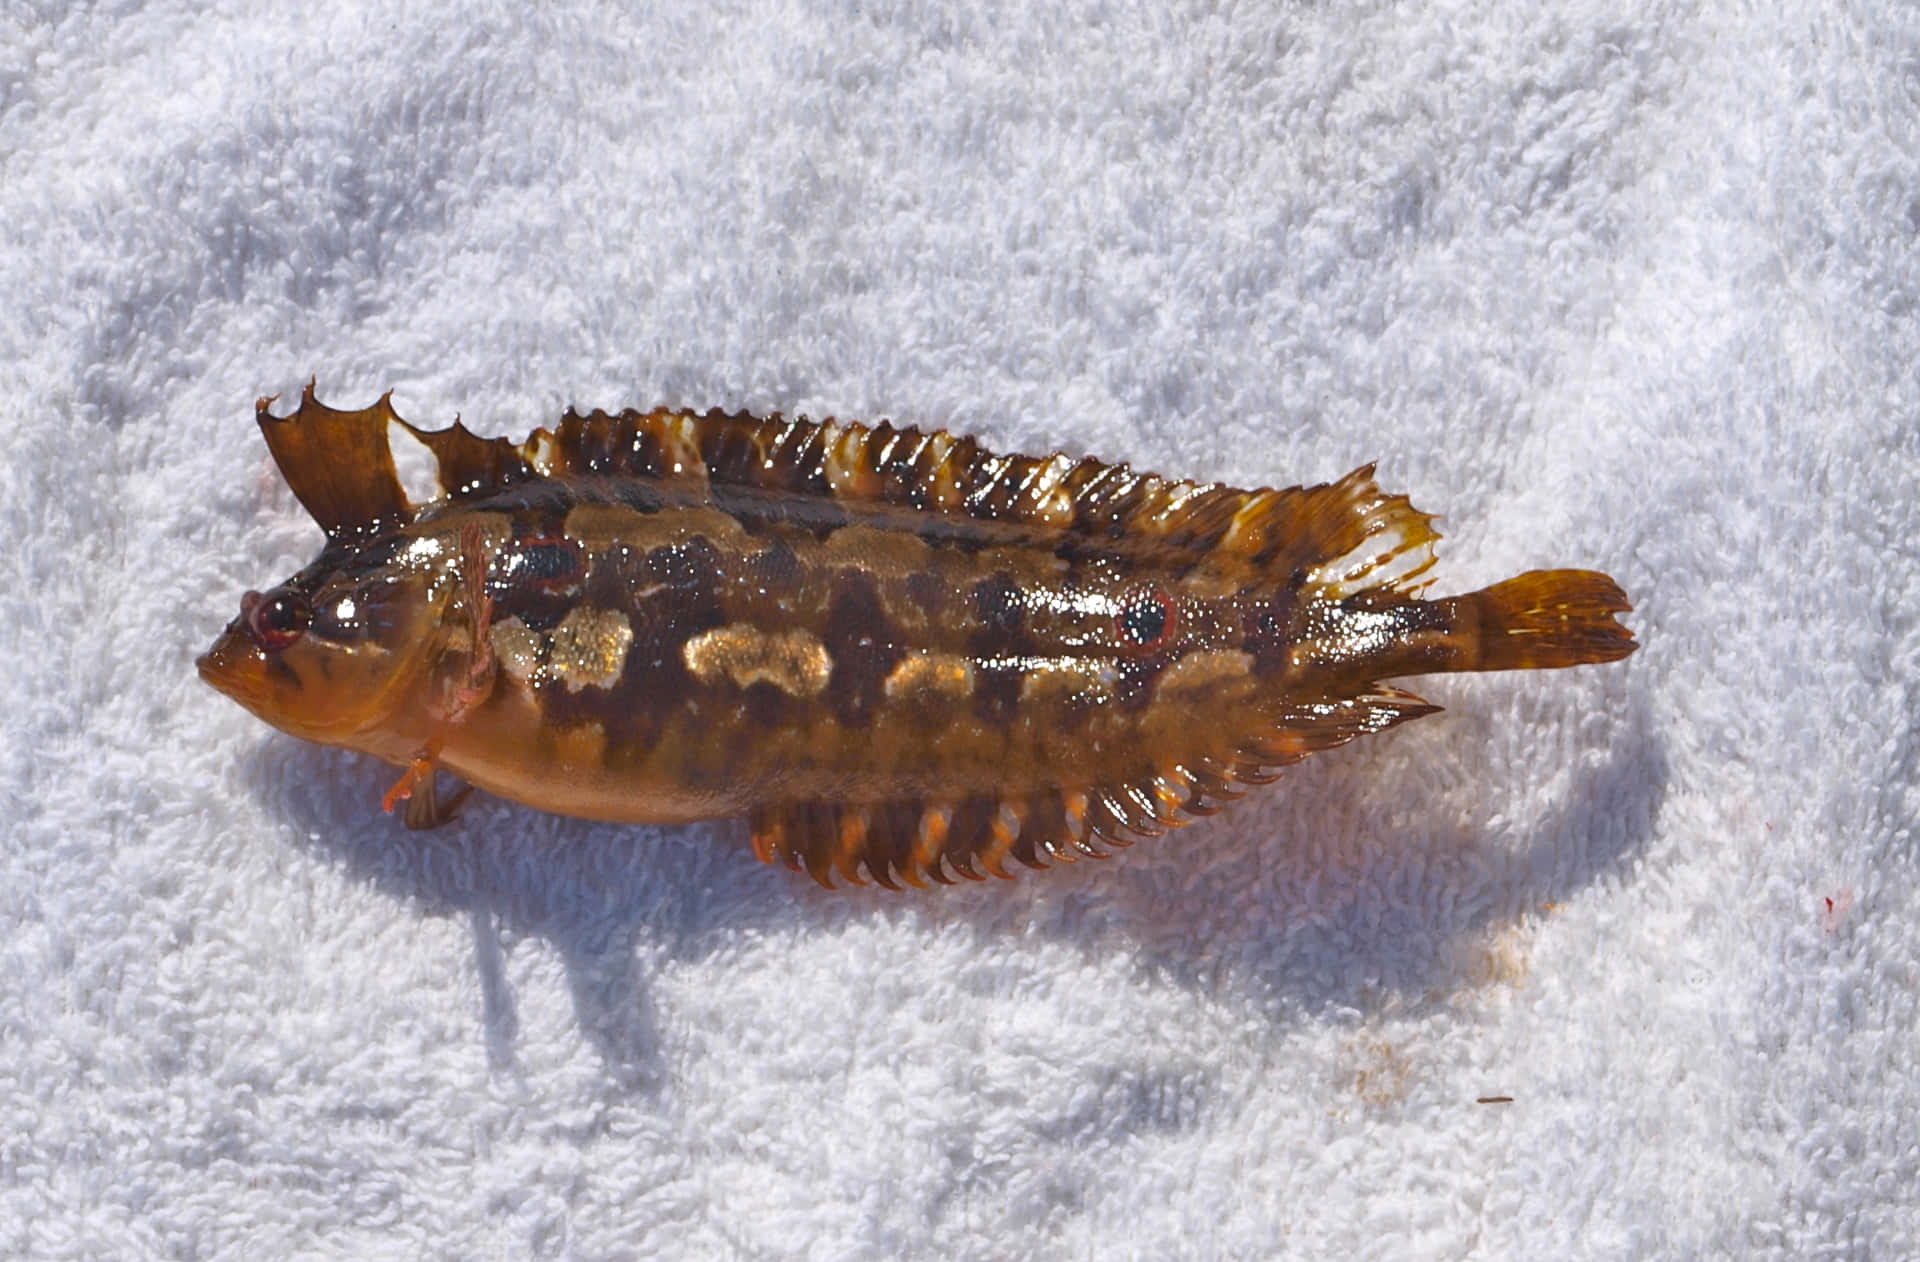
[
  {"xmin": 751, "ymin": 792, "xmax": 1092, "ymax": 891},
  {"xmin": 749, "ymin": 756, "xmax": 1280, "ymax": 891},
  {"xmin": 748, "ymin": 687, "xmax": 1445, "ymax": 891}
]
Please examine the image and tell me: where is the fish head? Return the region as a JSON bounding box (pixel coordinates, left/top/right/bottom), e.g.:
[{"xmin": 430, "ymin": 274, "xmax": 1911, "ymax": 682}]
[{"xmin": 198, "ymin": 532, "xmax": 458, "ymax": 748}]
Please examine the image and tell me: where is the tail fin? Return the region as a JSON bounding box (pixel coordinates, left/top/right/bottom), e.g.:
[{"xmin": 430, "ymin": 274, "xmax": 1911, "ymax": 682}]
[{"xmin": 1435, "ymin": 569, "xmax": 1637, "ymax": 672}]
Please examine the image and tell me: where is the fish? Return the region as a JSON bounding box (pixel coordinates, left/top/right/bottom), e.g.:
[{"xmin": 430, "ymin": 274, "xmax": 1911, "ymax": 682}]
[{"xmin": 198, "ymin": 383, "xmax": 1636, "ymax": 890}]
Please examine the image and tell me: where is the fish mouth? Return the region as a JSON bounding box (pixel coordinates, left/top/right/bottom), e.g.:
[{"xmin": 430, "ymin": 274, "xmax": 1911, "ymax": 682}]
[{"xmin": 196, "ymin": 634, "xmax": 269, "ymax": 713}]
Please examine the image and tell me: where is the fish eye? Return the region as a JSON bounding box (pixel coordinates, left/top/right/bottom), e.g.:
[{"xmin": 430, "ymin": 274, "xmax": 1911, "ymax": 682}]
[
  {"xmin": 242, "ymin": 588, "xmax": 312, "ymax": 652},
  {"xmin": 1115, "ymin": 584, "xmax": 1178, "ymax": 652}
]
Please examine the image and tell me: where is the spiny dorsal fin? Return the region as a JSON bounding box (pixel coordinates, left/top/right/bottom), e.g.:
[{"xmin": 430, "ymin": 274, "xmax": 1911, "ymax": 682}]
[
  {"xmin": 256, "ymin": 385, "xmax": 553, "ymax": 536},
  {"xmin": 400, "ymin": 417, "xmax": 533, "ymax": 499},
  {"xmin": 256, "ymin": 382, "xmax": 411, "ymax": 538}
]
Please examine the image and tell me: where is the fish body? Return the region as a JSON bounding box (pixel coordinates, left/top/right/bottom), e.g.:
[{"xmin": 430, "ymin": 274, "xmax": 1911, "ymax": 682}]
[{"xmin": 199, "ymin": 385, "xmax": 1635, "ymax": 889}]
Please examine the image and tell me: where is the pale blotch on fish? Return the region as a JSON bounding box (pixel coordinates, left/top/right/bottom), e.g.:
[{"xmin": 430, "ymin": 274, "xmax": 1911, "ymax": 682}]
[
  {"xmin": 549, "ymin": 607, "xmax": 633, "ymax": 693},
  {"xmin": 683, "ymin": 625, "xmax": 833, "ymax": 697},
  {"xmin": 486, "ymin": 608, "xmax": 633, "ymax": 693},
  {"xmin": 882, "ymin": 652, "xmax": 976, "ymax": 703}
]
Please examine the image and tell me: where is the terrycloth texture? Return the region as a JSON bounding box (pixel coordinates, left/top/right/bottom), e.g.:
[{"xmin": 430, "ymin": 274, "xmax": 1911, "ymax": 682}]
[{"xmin": 2, "ymin": 2, "xmax": 1915, "ymax": 1257}]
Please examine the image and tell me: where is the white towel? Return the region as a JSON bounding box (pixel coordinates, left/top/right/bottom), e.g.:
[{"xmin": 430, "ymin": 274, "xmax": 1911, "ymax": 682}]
[{"xmin": 2, "ymin": 2, "xmax": 1914, "ymax": 1257}]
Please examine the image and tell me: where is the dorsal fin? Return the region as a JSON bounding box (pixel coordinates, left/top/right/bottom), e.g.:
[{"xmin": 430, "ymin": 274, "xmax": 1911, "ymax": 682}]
[
  {"xmin": 507, "ymin": 412, "xmax": 1442, "ymax": 590},
  {"xmin": 267, "ymin": 389, "xmax": 1354, "ymax": 556},
  {"xmin": 1202, "ymin": 464, "xmax": 1443, "ymax": 594},
  {"xmin": 255, "ymin": 383, "xmax": 412, "ymax": 538},
  {"xmin": 399, "ymin": 417, "xmax": 533, "ymax": 499},
  {"xmin": 262, "ymin": 389, "xmax": 1440, "ymax": 597},
  {"xmin": 259, "ymin": 384, "xmax": 541, "ymax": 536},
  {"xmin": 1290, "ymin": 465, "xmax": 1443, "ymax": 596}
]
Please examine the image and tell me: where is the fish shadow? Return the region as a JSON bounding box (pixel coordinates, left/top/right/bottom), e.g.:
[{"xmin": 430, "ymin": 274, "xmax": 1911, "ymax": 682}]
[
  {"xmin": 1047, "ymin": 682, "xmax": 1669, "ymax": 1020},
  {"xmin": 236, "ymin": 680, "xmax": 1664, "ymax": 1081},
  {"xmin": 239, "ymin": 741, "xmax": 804, "ymax": 1092}
]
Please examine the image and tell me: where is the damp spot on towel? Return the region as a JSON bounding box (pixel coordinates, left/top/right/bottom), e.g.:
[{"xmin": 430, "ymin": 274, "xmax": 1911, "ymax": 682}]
[
  {"xmin": 1468, "ymin": 924, "xmax": 1532, "ymax": 990},
  {"xmin": 1344, "ymin": 1037, "xmax": 1413, "ymax": 1111}
]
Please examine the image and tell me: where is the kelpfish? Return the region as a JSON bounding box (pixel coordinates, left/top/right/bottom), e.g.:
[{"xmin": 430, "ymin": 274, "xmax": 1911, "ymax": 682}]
[{"xmin": 198, "ymin": 384, "xmax": 1636, "ymax": 889}]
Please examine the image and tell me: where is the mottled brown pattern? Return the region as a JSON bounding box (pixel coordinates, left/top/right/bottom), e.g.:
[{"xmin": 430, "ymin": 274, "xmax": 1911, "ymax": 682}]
[
  {"xmin": 200, "ymin": 385, "xmax": 1637, "ymax": 891},
  {"xmin": 820, "ymin": 570, "xmax": 906, "ymax": 729}
]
